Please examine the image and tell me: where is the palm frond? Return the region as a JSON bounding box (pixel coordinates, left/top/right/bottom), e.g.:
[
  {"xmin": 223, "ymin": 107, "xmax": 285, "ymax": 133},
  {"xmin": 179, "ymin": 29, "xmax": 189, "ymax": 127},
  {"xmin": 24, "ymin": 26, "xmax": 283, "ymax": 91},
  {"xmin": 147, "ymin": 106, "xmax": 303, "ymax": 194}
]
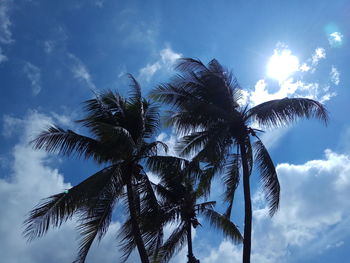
[
  {"xmin": 73, "ymin": 188, "xmax": 120, "ymax": 263},
  {"xmin": 139, "ymin": 141, "xmax": 168, "ymax": 159},
  {"xmin": 143, "ymin": 101, "xmax": 160, "ymax": 138},
  {"xmin": 222, "ymin": 153, "xmax": 241, "ymax": 218},
  {"xmin": 118, "ymin": 218, "xmax": 137, "ymax": 263},
  {"xmin": 127, "ymin": 74, "xmax": 142, "ymax": 104},
  {"xmin": 200, "ymin": 208, "xmax": 242, "ymax": 243},
  {"xmin": 254, "ymin": 138, "xmax": 280, "ymax": 216},
  {"xmin": 23, "ymin": 165, "xmax": 122, "ymax": 241},
  {"xmin": 31, "ymin": 126, "xmax": 107, "ymax": 162},
  {"xmin": 175, "ymin": 57, "xmax": 209, "ymax": 73},
  {"xmin": 146, "ymin": 156, "xmax": 188, "ymax": 177},
  {"xmin": 158, "ymin": 222, "xmax": 188, "ymax": 263},
  {"xmin": 247, "ymin": 98, "xmax": 328, "ymax": 128}
]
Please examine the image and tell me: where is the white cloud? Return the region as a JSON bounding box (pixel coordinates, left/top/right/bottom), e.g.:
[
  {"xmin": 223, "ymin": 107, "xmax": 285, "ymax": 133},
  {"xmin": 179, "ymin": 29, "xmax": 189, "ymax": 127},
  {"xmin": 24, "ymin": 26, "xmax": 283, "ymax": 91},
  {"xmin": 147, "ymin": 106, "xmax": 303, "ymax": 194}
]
[
  {"xmin": 311, "ymin": 48, "xmax": 326, "ymax": 65},
  {"xmin": 23, "ymin": 62, "xmax": 42, "ymax": 96},
  {"xmin": 139, "ymin": 62, "xmax": 162, "ymax": 81},
  {"xmin": 330, "ymin": 65, "xmax": 340, "ymax": 85},
  {"xmin": 69, "ymin": 54, "xmax": 98, "ymax": 94},
  {"xmin": 0, "ymin": 111, "xmax": 132, "ymax": 263},
  {"xmin": 160, "ymin": 47, "xmax": 182, "ymax": 65},
  {"xmin": 299, "ymin": 63, "xmax": 310, "ymax": 72},
  {"xmin": 139, "ymin": 47, "xmax": 182, "ymax": 81},
  {"xmin": 328, "ymin": 32, "xmax": 343, "ymax": 47},
  {"xmin": 201, "ymin": 149, "xmax": 350, "ymax": 263}
]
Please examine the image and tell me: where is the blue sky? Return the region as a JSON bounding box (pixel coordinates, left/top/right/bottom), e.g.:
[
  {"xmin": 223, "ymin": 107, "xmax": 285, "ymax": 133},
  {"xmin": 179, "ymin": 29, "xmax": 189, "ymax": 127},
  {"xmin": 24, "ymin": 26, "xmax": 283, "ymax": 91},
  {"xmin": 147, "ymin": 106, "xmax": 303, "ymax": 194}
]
[{"xmin": 0, "ymin": 0, "xmax": 349, "ymax": 262}]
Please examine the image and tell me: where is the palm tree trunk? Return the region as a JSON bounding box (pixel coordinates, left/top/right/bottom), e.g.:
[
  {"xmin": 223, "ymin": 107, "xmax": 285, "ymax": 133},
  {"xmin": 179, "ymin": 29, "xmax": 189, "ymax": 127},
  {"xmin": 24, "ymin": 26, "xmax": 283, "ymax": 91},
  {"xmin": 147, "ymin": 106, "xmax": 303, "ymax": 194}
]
[
  {"xmin": 126, "ymin": 179, "xmax": 150, "ymax": 263},
  {"xmin": 240, "ymin": 142, "xmax": 252, "ymax": 263},
  {"xmin": 186, "ymin": 221, "xmax": 196, "ymax": 263}
]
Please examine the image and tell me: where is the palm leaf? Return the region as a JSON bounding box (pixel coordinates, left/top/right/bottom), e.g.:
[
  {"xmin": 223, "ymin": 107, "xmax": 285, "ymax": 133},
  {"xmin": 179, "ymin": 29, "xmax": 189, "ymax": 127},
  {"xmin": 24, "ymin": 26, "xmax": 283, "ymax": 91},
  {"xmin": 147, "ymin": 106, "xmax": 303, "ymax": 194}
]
[
  {"xmin": 222, "ymin": 153, "xmax": 241, "ymax": 218},
  {"xmin": 31, "ymin": 126, "xmax": 107, "ymax": 162},
  {"xmin": 247, "ymin": 98, "xmax": 328, "ymax": 128},
  {"xmin": 158, "ymin": 222, "xmax": 188, "ymax": 263},
  {"xmin": 253, "ymin": 138, "xmax": 280, "ymax": 216},
  {"xmin": 73, "ymin": 188, "xmax": 120, "ymax": 263},
  {"xmin": 199, "ymin": 208, "xmax": 242, "ymax": 243},
  {"xmin": 23, "ymin": 165, "xmax": 122, "ymax": 241}
]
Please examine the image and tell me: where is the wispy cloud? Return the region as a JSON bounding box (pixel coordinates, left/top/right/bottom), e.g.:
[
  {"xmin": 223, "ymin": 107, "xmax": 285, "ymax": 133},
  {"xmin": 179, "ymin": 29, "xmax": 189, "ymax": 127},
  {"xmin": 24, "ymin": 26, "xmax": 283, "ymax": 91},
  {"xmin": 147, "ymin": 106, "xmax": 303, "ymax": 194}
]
[
  {"xmin": 43, "ymin": 40, "xmax": 55, "ymax": 54},
  {"xmin": 23, "ymin": 62, "xmax": 42, "ymax": 96},
  {"xmin": 330, "ymin": 66, "xmax": 340, "ymax": 85},
  {"xmin": 69, "ymin": 54, "xmax": 97, "ymax": 94},
  {"xmin": 0, "ymin": 0, "xmax": 13, "ymax": 45},
  {"xmin": 94, "ymin": 0, "xmax": 105, "ymax": 8},
  {"xmin": 0, "ymin": 0, "xmax": 13, "ymax": 62},
  {"xmin": 139, "ymin": 47, "xmax": 182, "ymax": 81},
  {"xmin": 328, "ymin": 32, "xmax": 343, "ymax": 47},
  {"xmin": 0, "ymin": 46, "xmax": 7, "ymax": 63}
]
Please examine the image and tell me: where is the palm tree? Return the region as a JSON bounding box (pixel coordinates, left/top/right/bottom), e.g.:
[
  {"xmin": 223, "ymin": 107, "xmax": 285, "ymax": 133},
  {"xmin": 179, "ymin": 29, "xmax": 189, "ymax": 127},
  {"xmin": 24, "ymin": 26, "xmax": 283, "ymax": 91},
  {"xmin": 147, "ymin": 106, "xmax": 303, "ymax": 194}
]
[
  {"xmin": 23, "ymin": 75, "xmax": 167, "ymax": 263},
  {"xmin": 147, "ymin": 156, "xmax": 242, "ymax": 263},
  {"xmin": 150, "ymin": 58, "xmax": 328, "ymax": 263}
]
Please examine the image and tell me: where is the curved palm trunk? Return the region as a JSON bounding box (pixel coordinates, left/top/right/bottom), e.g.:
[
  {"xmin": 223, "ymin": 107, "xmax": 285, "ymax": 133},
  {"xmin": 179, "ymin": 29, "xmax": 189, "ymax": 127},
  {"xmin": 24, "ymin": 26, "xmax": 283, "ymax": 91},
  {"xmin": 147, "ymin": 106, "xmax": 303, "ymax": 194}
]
[
  {"xmin": 126, "ymin": 179, "xmax": 150, "ymax": 263},
  {"xmin": 240, "ymin": 143, "xmax": 252, "ymax": 263}
]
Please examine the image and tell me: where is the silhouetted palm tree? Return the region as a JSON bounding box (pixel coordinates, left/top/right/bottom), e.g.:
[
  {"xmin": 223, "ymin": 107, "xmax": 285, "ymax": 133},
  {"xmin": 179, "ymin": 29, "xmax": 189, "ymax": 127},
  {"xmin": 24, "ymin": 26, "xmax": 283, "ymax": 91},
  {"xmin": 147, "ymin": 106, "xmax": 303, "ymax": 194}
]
[
  {"xmin": 151, "ymin": 58, "xmax": 328, "ymax": 263},
  {"xmin": 147, "ymin": 156, "xmax": 242, "ymax": 263},
  {"xmin": 23, "ymin": 75, "xmax": 166, "ymax": 263}
]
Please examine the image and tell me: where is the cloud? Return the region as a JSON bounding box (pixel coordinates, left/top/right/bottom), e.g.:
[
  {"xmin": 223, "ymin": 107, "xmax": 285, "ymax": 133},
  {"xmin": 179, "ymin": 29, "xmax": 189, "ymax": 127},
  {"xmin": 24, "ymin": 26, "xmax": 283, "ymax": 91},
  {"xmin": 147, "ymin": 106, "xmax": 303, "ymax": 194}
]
[
  {"xmin": 43, "ymin": 40, "xmax": 55, "ymax": 54},
  {"xmin": 139, "ymin": 47, "xmax": 182, "ymax": 81},
  {"xmin": 311, "ymin": 48, "xmax": 326, "ymax": 65},
  {"xmin": 200, "ymin": 149, "xmax": 350, "ymax": 263},
  {"xmin": 0, "ymin": 111, "xmax": 132, "ymax": 263},
  {"xmin": 330, "ymin": 66, "xmax": 340, "ymax": 85},
  {"xmin": 23, "ymin": 62, "xmax": 42, "ymax": 96},
  {"xmin": 0, "ymin": 46, "xmax": 7, "ymax": 63},
  {"xmin": 139, "ymin": 62, "xmax": 162, "ymax": 81},
  {"xmin": 118, "ymin": 12, "xmax": 158, "ymax": 46},
  {"xmin": 0, "ymin": 0, "xmax": 13, "ymax": 62},
  {"xmin": 328, "ymin": 32, "xmax": 343, "ymax": 47},
  {"xmin": 93, "ymin": 0, "xmax": 105, "ymax": 8},
  {"xmin": 69, "ymin": 54, "xmax": 98, "ymax": 94},
  {"xmin": 0, "ymin": 0, "xmax": 13, "ymax": 44}
]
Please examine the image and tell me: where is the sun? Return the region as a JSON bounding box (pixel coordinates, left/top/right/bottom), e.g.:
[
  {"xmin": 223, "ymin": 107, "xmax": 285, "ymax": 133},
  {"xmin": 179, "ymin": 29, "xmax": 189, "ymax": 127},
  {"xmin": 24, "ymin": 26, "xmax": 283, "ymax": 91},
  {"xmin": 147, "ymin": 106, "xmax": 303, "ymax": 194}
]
[{"xmin": 267, "ymin": 49, "xmax": 300, "ymax": 82}]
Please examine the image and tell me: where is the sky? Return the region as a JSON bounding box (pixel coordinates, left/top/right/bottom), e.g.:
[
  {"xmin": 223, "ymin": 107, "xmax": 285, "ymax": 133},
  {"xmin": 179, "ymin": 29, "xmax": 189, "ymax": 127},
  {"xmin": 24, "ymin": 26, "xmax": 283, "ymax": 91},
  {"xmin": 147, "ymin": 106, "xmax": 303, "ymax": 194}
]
[{"xmin": 0, "ymin": 0, "xmax": 349, "ymax": 262}]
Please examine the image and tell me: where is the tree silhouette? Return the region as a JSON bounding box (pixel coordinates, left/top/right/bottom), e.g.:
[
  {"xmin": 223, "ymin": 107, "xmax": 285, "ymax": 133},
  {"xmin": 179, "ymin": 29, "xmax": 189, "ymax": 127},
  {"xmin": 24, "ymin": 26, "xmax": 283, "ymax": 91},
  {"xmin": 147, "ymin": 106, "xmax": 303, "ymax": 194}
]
[
  {"xmin": 147, "ymin": 156, "xmax": 242, "ymax": 263},
  {"xmin": 23, "ymin": 75, "xmax": 166, "ymax": 263},
  {"xmin": 151, "ymin": 58, "xmax": 328, "ymax": 263}
]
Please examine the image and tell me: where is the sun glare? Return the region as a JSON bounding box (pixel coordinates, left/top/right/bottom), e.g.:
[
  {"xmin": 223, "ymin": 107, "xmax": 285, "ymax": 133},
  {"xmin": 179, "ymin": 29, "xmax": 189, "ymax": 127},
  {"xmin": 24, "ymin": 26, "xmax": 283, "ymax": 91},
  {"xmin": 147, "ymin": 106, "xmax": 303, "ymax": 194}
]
[{"xmin": 267, "ymin": 49, "xmax": 300, "ymax": 82}]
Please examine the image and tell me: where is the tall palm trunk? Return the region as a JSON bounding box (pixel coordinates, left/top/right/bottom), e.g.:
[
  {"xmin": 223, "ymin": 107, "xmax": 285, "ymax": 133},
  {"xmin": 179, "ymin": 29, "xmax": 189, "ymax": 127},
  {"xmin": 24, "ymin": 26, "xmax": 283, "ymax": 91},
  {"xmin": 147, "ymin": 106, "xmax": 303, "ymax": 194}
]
[
  {"xmin": 126, "ymin": 179, "xmax": 150, "ymax": 263},
  {"xmin": 186, "ymin": 220, "xmax": 196, "ymax": 263},
  {"xmin": 240, "ymin": 142, "xmax": 252, "ymax": 263}
]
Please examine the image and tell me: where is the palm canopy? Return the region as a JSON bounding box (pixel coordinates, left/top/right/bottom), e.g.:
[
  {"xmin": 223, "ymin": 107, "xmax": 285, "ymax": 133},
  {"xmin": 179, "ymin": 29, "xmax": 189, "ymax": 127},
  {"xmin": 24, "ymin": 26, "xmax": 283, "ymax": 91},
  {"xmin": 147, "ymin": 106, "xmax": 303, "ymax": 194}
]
[
  {"xmin": 151, "ymin": 58, "xmax": 328, "ymax": 217},
  {"xmin": 146, "ymin": 155, "xmax": 242, "ymax": 262},
  {"xmin": 23, "ymin": 75, "xmax": 166, "ymax": 263}
]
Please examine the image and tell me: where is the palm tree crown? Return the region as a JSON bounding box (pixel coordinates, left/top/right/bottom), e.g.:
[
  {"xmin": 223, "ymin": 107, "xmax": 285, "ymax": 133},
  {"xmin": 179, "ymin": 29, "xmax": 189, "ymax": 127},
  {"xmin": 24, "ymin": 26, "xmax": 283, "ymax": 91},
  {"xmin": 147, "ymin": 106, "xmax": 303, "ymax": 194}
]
[
  {"xmin": 151, "ymin": 58, "xmax": 328, "ymax": 263},
  {"xmin": 23, "ymin": 75, "xmax": 166, "ymax": 263},
  {"xmin": 147, "ymin": 156, "xmax": 242, "ymax": 263}
]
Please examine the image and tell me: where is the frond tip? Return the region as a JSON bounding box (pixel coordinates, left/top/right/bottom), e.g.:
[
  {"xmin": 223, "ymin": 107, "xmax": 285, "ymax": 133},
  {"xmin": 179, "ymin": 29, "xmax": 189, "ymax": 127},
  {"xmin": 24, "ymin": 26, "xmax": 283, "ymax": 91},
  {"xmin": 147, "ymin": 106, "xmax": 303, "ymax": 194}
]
[{"xmin": 247, "ymin": 98, "xmax": 329, "ymax": 128}]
